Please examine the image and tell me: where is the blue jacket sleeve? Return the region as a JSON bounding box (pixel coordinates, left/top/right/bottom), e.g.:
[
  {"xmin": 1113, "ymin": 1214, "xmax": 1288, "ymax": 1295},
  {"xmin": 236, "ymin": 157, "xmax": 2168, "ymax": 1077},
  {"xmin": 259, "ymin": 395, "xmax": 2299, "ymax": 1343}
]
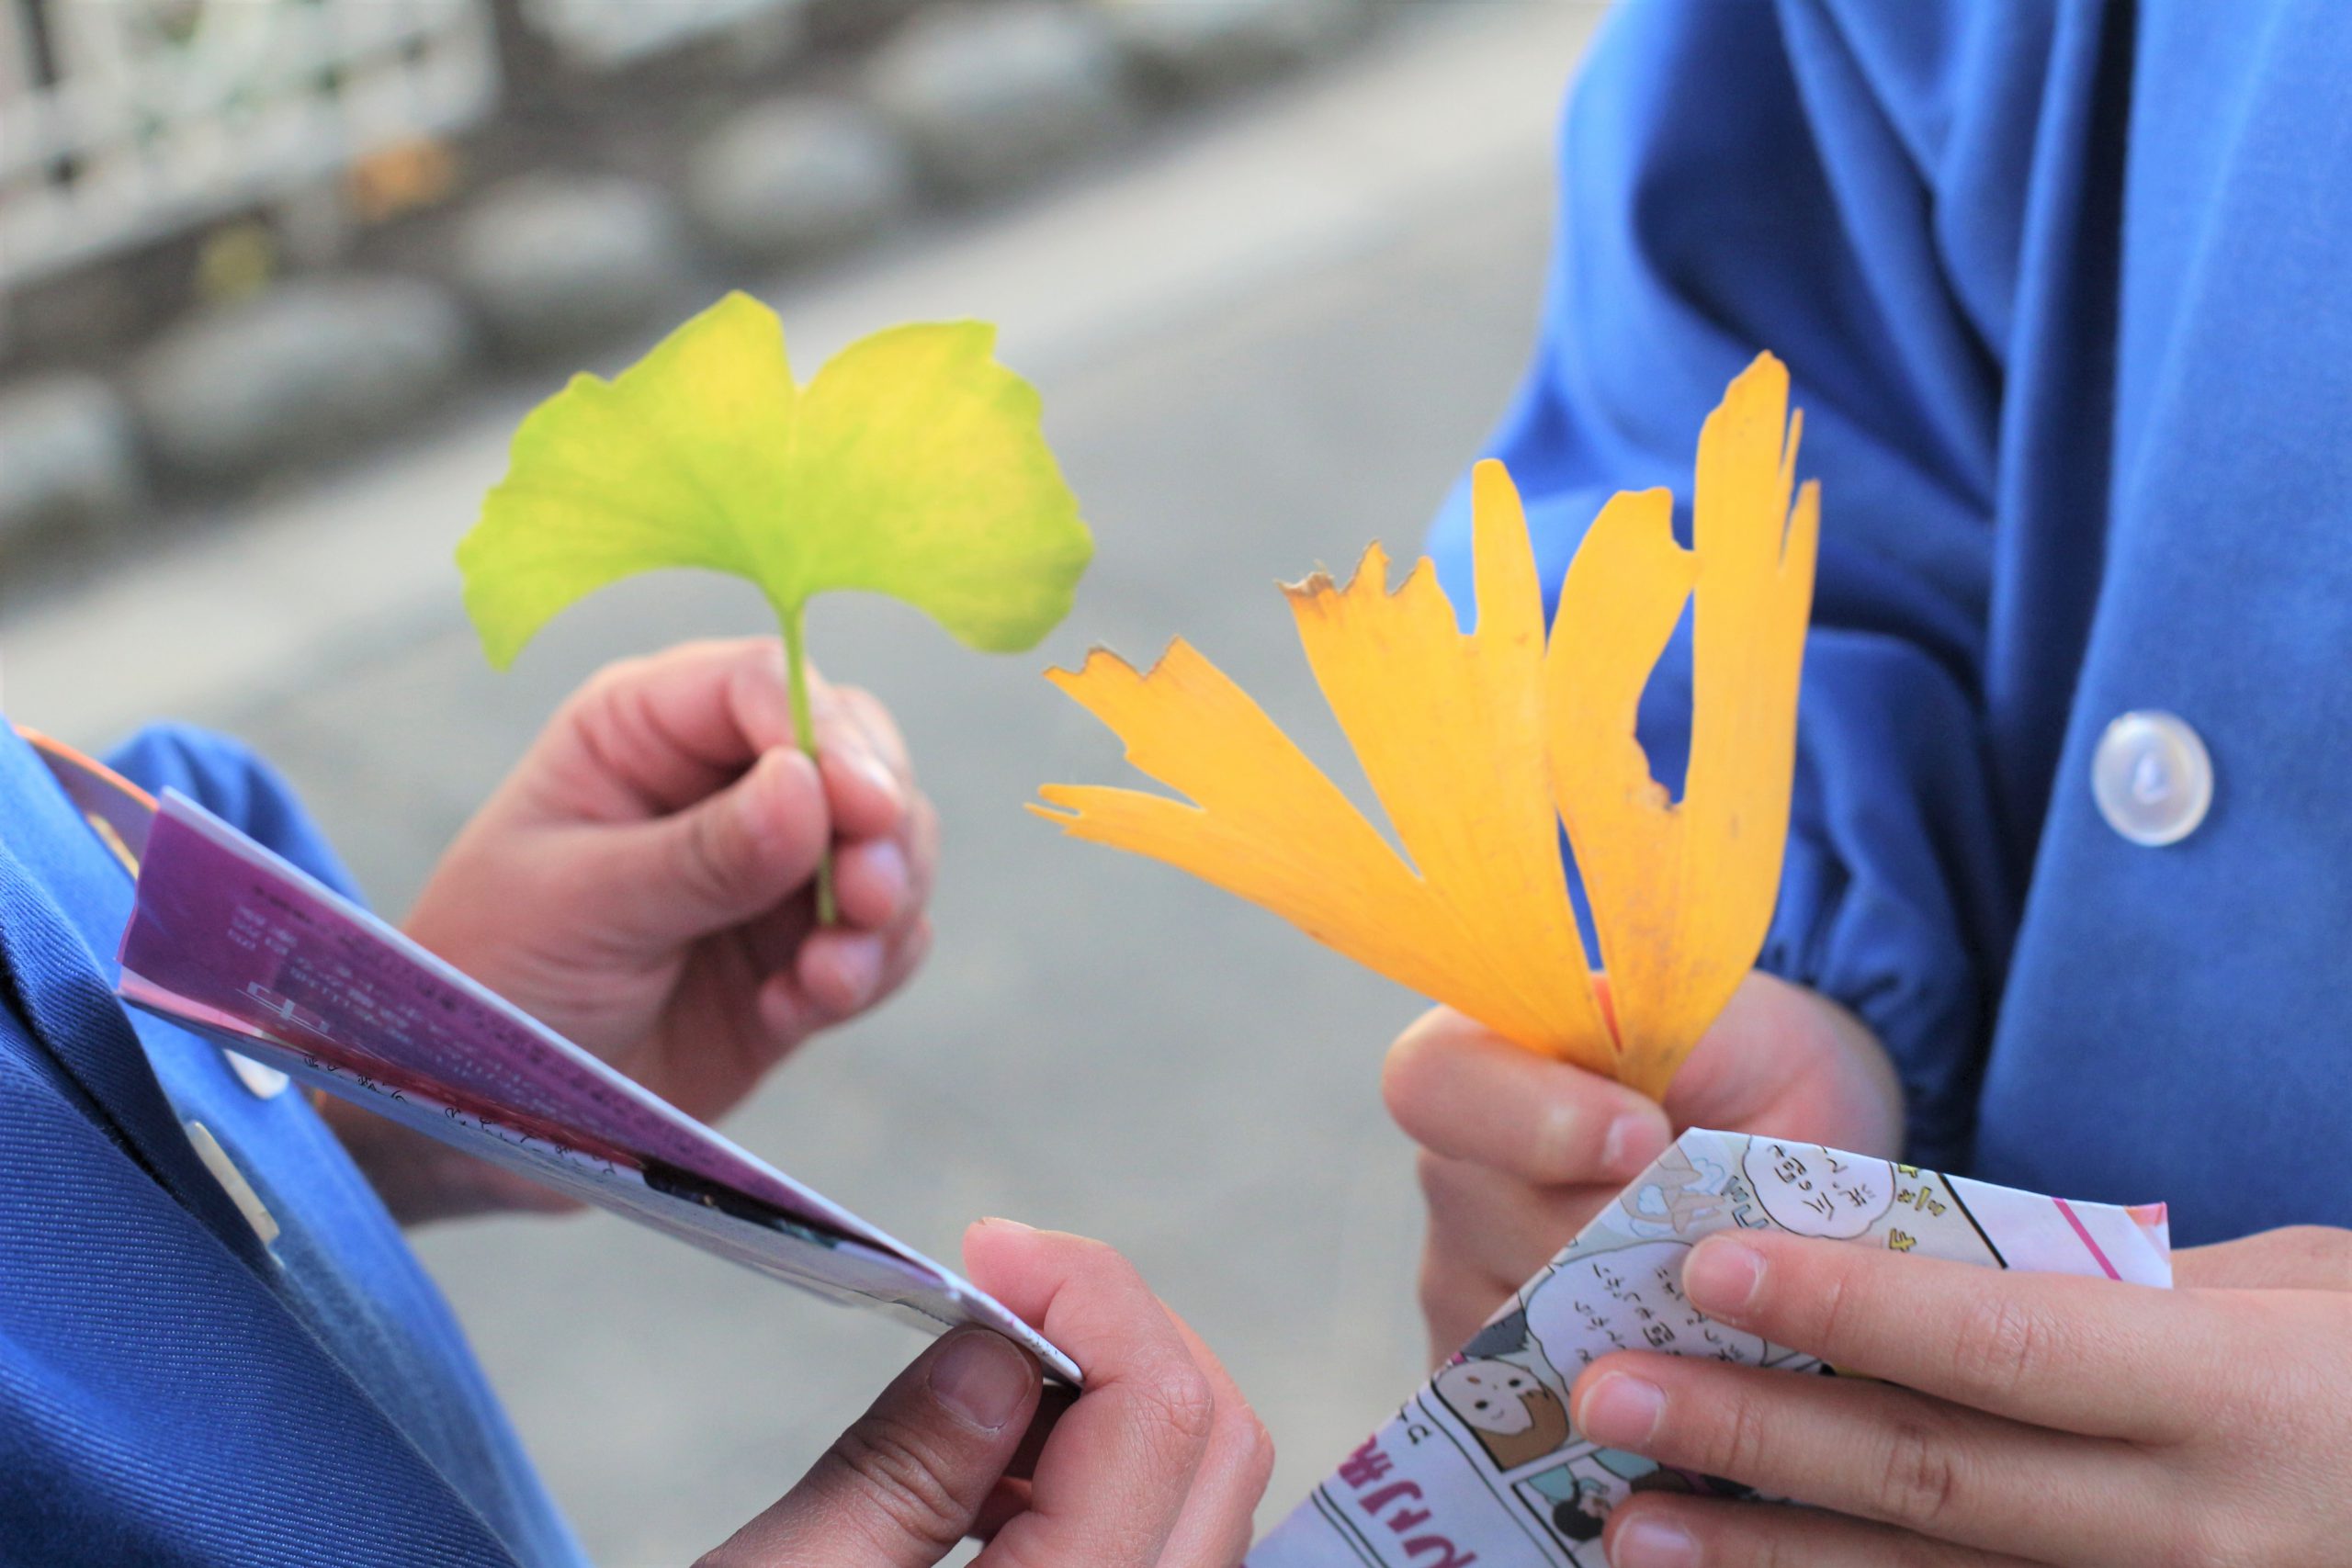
[{"xmin": 1433, "ymin": 0, "xmax": 2053, "ymax": 1167}]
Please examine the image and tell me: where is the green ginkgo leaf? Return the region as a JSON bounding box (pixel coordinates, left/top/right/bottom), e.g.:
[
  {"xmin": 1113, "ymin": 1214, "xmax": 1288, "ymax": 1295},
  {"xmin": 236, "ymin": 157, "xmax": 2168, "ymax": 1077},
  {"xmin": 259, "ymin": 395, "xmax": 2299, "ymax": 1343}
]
[
  {"xmin": 458, "ymin": 290, "xmax": 1093, "ymax": 918},
  {"xmin": 460, "ymin": 290, "xmax": 1091, "ymax": 664}
]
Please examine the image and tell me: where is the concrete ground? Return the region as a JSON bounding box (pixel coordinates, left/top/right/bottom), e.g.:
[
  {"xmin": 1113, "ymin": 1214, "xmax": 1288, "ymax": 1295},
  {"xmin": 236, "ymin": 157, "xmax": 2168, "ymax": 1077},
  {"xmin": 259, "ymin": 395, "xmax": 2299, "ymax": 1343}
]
[{"xmin": 3, "ymin": 6, "xmax": 1602, "ymax": 1561}]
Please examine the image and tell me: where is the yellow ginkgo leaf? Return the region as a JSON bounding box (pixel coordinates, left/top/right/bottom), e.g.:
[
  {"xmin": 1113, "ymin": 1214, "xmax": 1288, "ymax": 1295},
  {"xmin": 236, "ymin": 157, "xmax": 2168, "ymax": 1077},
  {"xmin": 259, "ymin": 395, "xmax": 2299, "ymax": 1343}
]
[
  {"xmin": 1548, "ymin": 355, "xmax": 1818, "ymax": 1096},
  {"xmin": 1034, "ymin": 457, "xmax": 1614, "ymax": 1073},
  {"xmin": 1035, "ymin": 354, "xmax": 1815, "ymax": 1099}
]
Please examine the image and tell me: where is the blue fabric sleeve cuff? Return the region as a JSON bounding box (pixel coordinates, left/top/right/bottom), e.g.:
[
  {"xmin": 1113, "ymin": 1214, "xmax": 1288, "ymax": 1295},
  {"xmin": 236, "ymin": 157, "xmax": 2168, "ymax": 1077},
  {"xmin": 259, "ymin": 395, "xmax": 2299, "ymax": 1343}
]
[
  {"xmin": 103, "ymin": 724, "xmax": 368, "ymax": 908},
  {"xmin": 1755, "ymin": 628, "xmax": 2013, "ymax": 1169}
]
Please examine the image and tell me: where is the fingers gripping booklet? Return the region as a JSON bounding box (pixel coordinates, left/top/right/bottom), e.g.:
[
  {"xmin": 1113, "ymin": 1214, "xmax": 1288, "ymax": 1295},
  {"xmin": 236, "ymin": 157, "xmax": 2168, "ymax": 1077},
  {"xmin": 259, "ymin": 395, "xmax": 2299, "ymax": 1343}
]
[
  {"xmin": 117, "ymin": 791, "xmax": 1080, "ymax": 1383},
  {"xmin": 1246, "ymin": 1130, "xmax": 2172, "ymax": 1567}
]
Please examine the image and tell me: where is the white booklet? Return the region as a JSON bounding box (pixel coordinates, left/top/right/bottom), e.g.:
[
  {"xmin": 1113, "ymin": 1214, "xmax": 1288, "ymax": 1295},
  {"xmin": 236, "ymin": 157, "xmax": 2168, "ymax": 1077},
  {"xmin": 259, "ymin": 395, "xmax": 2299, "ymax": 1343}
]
[
  {"xmin": 117, "ymin": 790, "xmax": 1078, "ymax": 1383},
  {"xmin": 1247, "ymin": 1128, "xmax": 2171, "ymax": 1566}
]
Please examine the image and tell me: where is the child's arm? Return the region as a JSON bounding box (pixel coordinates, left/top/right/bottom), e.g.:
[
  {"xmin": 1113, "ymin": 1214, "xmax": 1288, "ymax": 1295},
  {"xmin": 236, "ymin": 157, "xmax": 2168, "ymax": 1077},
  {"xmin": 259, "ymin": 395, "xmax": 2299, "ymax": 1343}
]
[
  {"xmin": 1384, "ymin": 972, "xmax": 1903, "ymax": 1359},
  {"xmin": 1570, "ymin": 1223, "xmax": 2352, "ymax": 1567},
  {"xmin": 328, "ymin": 636, "xmax": 934, "ymax": 1224}
]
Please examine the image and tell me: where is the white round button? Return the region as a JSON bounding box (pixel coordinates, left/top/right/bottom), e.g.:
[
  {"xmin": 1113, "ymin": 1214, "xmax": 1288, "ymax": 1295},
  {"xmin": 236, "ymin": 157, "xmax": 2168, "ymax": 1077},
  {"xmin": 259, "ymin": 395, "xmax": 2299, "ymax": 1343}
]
[
  {"xmin": 2092, "ymin": 710, "xmax": 2212, "ymax": 847},
  {"xmin": 224, "ymin": 1049, "xmax": 291, "ymax": 1100}
]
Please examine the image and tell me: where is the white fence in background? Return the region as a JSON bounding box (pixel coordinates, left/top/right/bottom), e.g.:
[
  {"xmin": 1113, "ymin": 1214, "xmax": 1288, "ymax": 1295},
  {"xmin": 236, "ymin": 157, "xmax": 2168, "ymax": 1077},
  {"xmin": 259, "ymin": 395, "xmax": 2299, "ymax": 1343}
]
[
  {"xmin": 0, "ymin": 0, "xmax": 798, "ymax": 290},
  {"xmin": 526, "ymin": 0, "xmax": 797, "ymax": 69}
]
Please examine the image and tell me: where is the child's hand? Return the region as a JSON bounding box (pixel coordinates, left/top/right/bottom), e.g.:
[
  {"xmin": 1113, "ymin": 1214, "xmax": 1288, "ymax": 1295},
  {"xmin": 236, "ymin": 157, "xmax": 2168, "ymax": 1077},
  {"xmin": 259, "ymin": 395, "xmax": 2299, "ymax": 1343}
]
[
  {"xmin": 1384, "ymin": 972, "xmax": 1903, "ymax": 1359},
  {"xmin": 1575, "ymin": 1224, "xmax": 2352, "ymax": 1568},
  {"xmin": 355, "ymin": 638, "xmax": 933, "ymax": 1221},
  {"xmin": 701, "ymin": 1222, "xmax": 1272, "ymax": 1568}
]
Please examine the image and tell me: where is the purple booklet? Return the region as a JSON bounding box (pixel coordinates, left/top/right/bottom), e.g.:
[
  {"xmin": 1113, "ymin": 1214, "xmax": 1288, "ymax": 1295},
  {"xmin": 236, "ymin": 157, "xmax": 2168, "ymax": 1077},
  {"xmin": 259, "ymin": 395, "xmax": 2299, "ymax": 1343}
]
[{"xmin": 118, "ymin": 790, "xmax": 1077, "ymax": 1382}]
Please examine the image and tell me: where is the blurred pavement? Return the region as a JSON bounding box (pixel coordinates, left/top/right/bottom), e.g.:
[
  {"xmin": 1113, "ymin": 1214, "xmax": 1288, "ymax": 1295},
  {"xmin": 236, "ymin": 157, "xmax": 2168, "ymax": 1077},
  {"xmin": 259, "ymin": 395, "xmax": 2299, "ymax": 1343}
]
[{"xmin": 2, "ymin": 5, "xmax": 1601, "ymax": 1562}]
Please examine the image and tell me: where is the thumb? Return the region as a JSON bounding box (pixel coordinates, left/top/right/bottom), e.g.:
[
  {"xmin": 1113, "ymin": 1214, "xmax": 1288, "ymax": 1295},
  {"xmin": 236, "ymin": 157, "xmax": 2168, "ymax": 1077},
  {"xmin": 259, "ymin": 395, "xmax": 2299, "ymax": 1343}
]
[
  {"xmin": 700, "ymin": 1329, "xmax": 1043, "ymax": 1568},
  {"xmin": 1383, "ymin": 1006, "xmax": 1672, "ymax": 1189},
  {"xmin": 1663, "ymin": 972, "xmax": 1902, "ymax": 1154},
  {"xmin": 583, "ymin": 746, "xmax": 831, "ymax": 946}
]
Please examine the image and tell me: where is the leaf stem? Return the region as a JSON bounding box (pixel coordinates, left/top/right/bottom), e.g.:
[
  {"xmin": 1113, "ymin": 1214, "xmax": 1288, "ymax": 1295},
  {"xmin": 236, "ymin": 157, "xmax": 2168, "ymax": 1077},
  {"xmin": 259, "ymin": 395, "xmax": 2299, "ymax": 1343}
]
[{"xmin": 779, "ymin": 597, "xmax": 836, "ymax": 924}]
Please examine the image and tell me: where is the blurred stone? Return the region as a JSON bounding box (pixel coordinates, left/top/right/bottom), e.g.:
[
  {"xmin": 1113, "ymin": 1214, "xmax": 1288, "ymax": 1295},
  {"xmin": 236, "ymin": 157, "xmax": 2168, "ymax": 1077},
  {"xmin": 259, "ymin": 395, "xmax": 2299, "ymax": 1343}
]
[
  {"xmin": 686, "ymin": 98, "xmax": 914, "ymax": 265},
  {"xmin": 4, "ymin": 263, "xmax": 174, "ymax": 368},
  {"xmin": 131, "ymin": 276, "xmax": 469, "ymax": 486},
  {"xmin": 0, "ymin": 374, "xmax": 143, "ymax": 552},
  {"xmin": 1101, "ymin": 0, "xmax": 1370, "ymax": 94},
  {"xmin": 804, "ymin": 0, "xmax": 925, "ymax": 51},
  {"xmin": 866, "ymin": 2, "xmax": 1134, "ymax": 200},
  {"xmin": 451, "ymin": 175, "xmax": 690, "ymax": 355},
  {"xmin": 715, "ymin": 0, "xmax": 811, "ymax": 73}
]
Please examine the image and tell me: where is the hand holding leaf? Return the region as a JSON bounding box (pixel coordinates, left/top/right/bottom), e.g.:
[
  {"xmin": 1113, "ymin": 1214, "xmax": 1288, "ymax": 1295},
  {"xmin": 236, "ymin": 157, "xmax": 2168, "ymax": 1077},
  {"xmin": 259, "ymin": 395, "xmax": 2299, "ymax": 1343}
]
[{"xmin": 460, "ymin": 291, "xmax": 1091, "ymax": 917}]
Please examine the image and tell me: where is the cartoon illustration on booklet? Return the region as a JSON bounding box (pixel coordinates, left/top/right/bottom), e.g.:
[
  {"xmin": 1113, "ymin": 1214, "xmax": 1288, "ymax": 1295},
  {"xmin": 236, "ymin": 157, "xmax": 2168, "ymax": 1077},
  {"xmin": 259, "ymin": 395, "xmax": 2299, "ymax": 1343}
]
[{"xmin": 1246, "ymin": 1129, "xmax": 2172, "ymax": 1567}]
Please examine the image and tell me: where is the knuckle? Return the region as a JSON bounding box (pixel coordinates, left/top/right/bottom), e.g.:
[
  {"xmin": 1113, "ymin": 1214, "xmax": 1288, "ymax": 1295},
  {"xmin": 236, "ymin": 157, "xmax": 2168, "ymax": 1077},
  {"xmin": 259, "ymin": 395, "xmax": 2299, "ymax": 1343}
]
[
  {"xmin": 1138, "ymin": 1360, "xmax": 1219, "ymax": 1455},
  {"xmin": 1700, "ymin": 1386, "xmax": 1773, "ymax": 1483},
  {"xmin": 1945, "ymin": 1290, "xmax": 2040, "ymax": 1404},
  {"xmin": 820, "ymin": 1415, "xmax": 969, "ymax": 1552},
  {"xmin": 684, "ymin": 796, "xmax": 754, "ymax": 900},
  {"xmin": 572, "ymin": 653, "xmax": 691, "ymax": 779},
  {"xmin": 1197, "ymin": 1401, "xmax": 1277, "ymax": 1517},
  {"xmin": 1869, "ymin": 1416, "xmax": 1964, "ymax": 1530},
  {"xmin": 574, "ymin": 655, "xmax": 649, "ymax": 732},
  {"xmin": 586, "ymin": 651, "xmax": 651, "ymax": 697},
  {"xmin": 1807, "ymin": 1257, "xmax": 1855, "ymax": 1350}
]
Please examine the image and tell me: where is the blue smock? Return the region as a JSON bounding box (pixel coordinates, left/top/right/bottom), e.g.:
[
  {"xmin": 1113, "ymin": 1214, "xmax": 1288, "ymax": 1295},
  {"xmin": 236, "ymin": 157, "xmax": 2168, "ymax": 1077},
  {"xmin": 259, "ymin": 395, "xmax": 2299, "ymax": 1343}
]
[
  {"xmin": 0, "ymin": 719, "xmax": 582, "ymax": 1565},
  {"xmin": 1430, "ymin": 0, "xmax": 2352, "ymax": 1244}
]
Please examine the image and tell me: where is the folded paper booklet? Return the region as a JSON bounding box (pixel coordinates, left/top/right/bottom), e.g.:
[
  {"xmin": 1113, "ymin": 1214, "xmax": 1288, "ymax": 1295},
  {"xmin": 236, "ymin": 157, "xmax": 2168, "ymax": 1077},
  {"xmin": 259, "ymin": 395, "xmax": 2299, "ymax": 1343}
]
[
  {"xmin": 1248, "ymin": 1129, "xmax": 2172, "ymax": 1567},
  {"xmin": 116, "ymin": 790, "xmax": 1079, "ymax": 1383}
]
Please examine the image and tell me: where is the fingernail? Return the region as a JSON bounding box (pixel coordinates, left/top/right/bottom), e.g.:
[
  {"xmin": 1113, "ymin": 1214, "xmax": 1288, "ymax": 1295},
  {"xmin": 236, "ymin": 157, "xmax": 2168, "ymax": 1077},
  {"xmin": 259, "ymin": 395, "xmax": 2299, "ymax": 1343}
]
[
  {"xmin": 977, "ymin": 1216, "xmax": 1035, "ymax": 1234},
  {"xmin": 749, "ymin": 749, "xmax": 817, "ymax": 825},
  {"xmin": 930, "ymin": 1331, "xmax": 1032, "ymax": 1432},
  {"xmin": 850, "ymin": 748, "xmax": 903, "ymax": 809},
  {"xmin": 863, "ymin": 840, "xmax": 909, "ymax": 917},
  {"xmin": 1602, "ymin": 1112, "xmax": 1668, "ymax": 1179},
  {"xmin": 1685, "ymin": 1237, "xmax": 1765, "ymax": 1320},
  {"xmin": 1574, "ymin": 1371, "xmax": 1665, "ymax": 1447},
  {"xmin": 830, "ymin": 936, "xmax": 884, "ymax": 1008},
  {"xmin": 1611, "ymin": 1515, "xmax": 1700, "ymax": 1568}
]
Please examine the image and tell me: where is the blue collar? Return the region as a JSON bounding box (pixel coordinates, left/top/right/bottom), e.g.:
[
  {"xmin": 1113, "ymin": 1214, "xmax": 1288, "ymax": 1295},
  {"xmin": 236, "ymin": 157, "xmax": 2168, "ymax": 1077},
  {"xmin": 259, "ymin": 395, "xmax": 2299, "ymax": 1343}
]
[{"xmin": 0, "ymin": 721, "xmax": 272, "ymax": 1273}]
